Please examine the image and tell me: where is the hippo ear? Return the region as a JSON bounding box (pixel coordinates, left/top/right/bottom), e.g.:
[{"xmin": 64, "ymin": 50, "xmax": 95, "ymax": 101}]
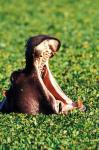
[{"xmin": 48, "ymin": 39, "xmax": 61, "ymax": 52}]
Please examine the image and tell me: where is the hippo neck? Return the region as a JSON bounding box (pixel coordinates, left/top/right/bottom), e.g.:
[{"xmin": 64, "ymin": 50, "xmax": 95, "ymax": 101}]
[{"xmin": 25, "ymin": 59, "xmax": 36, "ymax": 73}]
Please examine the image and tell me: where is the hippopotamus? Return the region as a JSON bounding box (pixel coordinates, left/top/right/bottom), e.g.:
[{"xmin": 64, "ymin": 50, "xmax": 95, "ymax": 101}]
[{"xmin": 0, "ymin": 35, "xmax": 86, "ymax": 115}]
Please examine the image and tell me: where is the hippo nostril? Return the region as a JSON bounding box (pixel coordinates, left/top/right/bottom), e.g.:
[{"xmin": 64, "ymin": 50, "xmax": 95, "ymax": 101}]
[
  {"xmin": 35, "ymin": 51, "xmax": 42, "ymax": 58},
  {"xmin": 49, "ymin": 44, "xmax": 54, "ymax": 52}
]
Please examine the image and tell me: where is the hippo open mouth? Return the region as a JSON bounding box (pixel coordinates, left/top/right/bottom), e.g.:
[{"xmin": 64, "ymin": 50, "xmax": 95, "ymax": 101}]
[
  {"xmin": 0, "ymin": 35, "xmax": 86, "ymax": 114},
  {"xmin": 29, "ymin": 37, "xmax": 77, "ymax": 113}
]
